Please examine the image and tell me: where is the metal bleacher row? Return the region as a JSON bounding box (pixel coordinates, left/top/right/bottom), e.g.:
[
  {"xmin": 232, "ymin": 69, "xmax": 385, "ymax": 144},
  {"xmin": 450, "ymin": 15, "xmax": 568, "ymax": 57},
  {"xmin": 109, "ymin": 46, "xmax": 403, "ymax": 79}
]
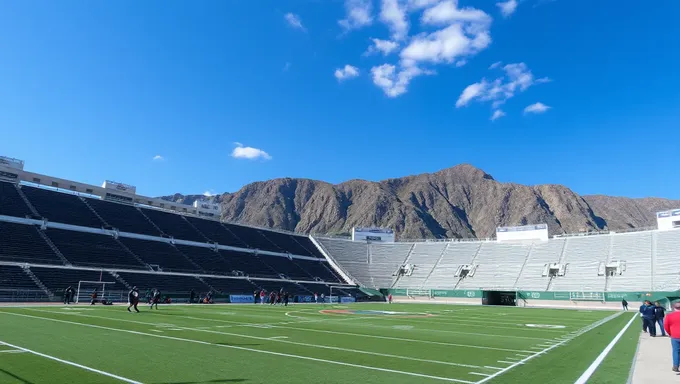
[
  {"xmin": 318, "ymin": 229, "xmax": 680, "ymax": 293},
  {"xmin": 0, "ymin": 181, "xmax": 356, "ymax": 301}
]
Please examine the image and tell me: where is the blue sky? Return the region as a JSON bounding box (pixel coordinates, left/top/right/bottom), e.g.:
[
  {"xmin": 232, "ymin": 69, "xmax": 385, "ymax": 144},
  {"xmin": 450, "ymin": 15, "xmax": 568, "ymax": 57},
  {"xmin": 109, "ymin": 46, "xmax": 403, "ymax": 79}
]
[{"xmin": 0, "ymin": 1, "xmax": 678, "ymax": 199}]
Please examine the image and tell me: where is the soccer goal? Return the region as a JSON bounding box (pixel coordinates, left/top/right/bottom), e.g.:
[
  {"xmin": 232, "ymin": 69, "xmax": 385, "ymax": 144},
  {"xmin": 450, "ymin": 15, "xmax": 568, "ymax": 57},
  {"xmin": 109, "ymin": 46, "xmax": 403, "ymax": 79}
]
[
  {"xmin": 329, "ymin": 286, "xmax": 352, "ymax": 304},
  {"xmin": 75, "ymin": 281, "xmax": 117, "ymax": 304}
]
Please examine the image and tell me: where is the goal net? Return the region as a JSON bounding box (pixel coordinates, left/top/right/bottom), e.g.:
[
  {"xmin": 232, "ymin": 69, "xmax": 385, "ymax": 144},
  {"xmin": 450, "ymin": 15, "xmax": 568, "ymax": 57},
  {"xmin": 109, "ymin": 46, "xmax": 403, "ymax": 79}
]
[{"xmin": 75, "ymin": 281, "xmax": 117, "ymax": 304}]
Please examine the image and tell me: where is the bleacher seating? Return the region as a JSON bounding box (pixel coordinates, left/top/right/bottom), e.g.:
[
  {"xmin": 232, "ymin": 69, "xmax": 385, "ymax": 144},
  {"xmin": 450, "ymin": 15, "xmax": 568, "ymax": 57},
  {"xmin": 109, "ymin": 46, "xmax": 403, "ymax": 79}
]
[
  {"xmin": 514, "ymin": 239, "xmax": 565, "ymax": 290},
  {"xmin": 0, "ymin": 222, "xmax": 63, "ymax": 265},
  {"xmin": 201, "ymin": 277, "xmax": 259, "ymax": 295},
  {"xmin": 0, "ymin": 182, "xmax": 32, "ymax": 218},
  {"xmin": 222, "ymin": 223, "xmax": 281, "ymax": 252},
  {"xmin": 259, "ymin": 230, "xmax": 316, "ymax": 257},
  {"xmin": 394, "ymin": 242, "xmax": 447, "ymax": 289},
  {"xmin": 118, "ymin": 237, "xmax": 199, "ymax": 273},
  {"xmin": 45, "ymin": 229, "xmax": 147, "ymax": 269},
  {"xmin": 418, "ymin": 242, "xmax": 481, "ymax": 289},
  {"xmin": 87, "ymin": 199, "xmax": 161, "ymax": 236},
  {"xmin": 184, "ymin": 217, "xmax": 247, "ymax": 248},
  {"xmin": 550, "ymin": 235, "xmax": 609, "ymax": 292},
  {"xmin": 175, "ymin": 245, "xmax": 236, "ymax": 275},
  {"xmin": 140, "ymin": 208, "xmax": 208, "ymax": 243},
  {"xmin": 457, "ymin": 243, "xmax": 530, "ymax": 290},
  {"xmin": 0, "ymin": 265, "xmax": 40, "ymax": 289},
  {"xmin": 117, "ymin": 272, "xmax": 209, "ymax": 294},
  {"xmin": 29, "ymin": 267, "xmax": 112, "ymax": 293},
  {"xmin": 21, "ymin": 186, "xmax": 104, "ymax": 228},
  {"xmin": 608, "ymin": 232, "xmax": 653, "ymax": 291},
  {"xmin": 654, "ymin": 230, "xmax": 680, "ymax": 291}
]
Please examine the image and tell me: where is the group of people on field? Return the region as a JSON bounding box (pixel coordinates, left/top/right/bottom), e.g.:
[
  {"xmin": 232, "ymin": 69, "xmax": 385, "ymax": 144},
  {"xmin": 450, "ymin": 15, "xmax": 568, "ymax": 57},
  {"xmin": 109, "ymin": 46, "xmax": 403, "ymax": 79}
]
[
  {"xmin": 254, "ymin": 289, "xmax": 290, "ymax": 306},
  {"xmin": 127, "ymin": 286, "xmax": 162, "ymax": 312},
  {"xmin": 628, "ymin": 299, "xmax": 680, "ymax": 372}
]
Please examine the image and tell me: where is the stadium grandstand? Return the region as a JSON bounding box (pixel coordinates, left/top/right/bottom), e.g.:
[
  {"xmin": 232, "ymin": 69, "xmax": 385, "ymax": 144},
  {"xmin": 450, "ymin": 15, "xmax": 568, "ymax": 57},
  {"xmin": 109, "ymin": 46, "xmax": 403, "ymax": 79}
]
[{"xmin": 1, "ymin": 155, "xmax": 679, "ymax": 309}]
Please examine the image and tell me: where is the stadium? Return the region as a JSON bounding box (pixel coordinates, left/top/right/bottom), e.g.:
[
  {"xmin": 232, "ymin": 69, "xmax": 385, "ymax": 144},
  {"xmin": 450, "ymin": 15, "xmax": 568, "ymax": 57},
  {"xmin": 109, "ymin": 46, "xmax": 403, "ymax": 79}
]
[{"xmin": 1, "ymin": 156, "xmax": 679, "ymax": 384}]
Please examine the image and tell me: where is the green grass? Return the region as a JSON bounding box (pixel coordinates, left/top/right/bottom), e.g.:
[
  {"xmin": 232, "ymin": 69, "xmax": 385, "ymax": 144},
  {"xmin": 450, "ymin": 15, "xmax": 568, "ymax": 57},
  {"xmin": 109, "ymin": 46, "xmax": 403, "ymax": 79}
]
[{"xmin": 0, "ymin": 303, "xmax": 638, "ymax": 384}]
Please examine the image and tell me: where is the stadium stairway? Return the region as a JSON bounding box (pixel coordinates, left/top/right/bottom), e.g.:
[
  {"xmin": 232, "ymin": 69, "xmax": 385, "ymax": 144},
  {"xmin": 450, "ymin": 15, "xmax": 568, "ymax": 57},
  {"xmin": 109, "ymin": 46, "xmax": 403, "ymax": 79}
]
[{"xmin": 22, "ymin": 266, "xmax": 53, "ymax": 298}]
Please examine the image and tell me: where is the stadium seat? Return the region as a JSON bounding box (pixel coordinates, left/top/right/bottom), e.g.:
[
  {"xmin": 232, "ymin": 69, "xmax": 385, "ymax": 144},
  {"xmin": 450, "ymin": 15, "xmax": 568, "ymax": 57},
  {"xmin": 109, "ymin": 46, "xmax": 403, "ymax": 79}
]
[
  {"xmin": 86, "ymin": 198, "xmax": 161, "ymax": 236},
  {"xmin": 0, "ymin": 182, "xmax": 33, "ymax": 218},
  {"xmin": 0, "ymin": 222, "xmax": 64, "ymax": 265},
  {"xmin": 21, "ymin": 186, "xmax": 104, "ymax": 228},
  {"xmin": 45, "ymin": 229, "xmax": 148, "ymax": 270}
]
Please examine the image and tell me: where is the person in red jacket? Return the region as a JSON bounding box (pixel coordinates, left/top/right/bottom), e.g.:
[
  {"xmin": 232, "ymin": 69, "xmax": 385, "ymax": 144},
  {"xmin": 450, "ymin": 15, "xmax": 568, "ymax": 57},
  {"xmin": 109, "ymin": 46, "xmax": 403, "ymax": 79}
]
[{"xmin": 663, "ymin": 302, "xmax": 680, "ymax": 371}]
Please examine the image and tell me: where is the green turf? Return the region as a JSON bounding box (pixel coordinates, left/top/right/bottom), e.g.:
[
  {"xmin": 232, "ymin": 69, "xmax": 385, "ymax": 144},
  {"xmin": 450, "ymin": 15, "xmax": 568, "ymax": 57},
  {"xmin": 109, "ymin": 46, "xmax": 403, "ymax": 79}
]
[{"xmin": 0, "ymin": 303, "xmax": 638, "ymax": 384}]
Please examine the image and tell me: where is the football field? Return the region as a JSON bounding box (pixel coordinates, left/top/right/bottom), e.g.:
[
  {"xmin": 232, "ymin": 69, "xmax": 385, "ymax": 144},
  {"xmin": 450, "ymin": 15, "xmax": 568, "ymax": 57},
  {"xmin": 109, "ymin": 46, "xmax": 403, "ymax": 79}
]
[{"xmin": 0, "ymin": 303, "xmax": 639, "ymax": 384}]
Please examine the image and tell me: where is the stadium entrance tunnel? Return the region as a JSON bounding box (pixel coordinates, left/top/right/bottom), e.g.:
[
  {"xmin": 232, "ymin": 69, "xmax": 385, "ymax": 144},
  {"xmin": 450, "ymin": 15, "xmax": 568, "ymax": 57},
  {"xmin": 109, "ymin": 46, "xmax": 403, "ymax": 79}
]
[{"xmin": 482, "ymin": 290, "xmax": 517, "ymax": 306}]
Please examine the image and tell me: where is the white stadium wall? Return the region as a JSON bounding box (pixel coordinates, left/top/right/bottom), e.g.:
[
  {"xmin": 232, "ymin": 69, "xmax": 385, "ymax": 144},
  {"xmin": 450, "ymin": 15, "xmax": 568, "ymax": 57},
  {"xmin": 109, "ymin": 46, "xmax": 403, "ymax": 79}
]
[
  {"xmin": 496, "ymin": 224, "xmax": 549, "ymax": 242},
  {"xmin": 657, "ymin": 209, "xmax": 680, "ymax": 231}
]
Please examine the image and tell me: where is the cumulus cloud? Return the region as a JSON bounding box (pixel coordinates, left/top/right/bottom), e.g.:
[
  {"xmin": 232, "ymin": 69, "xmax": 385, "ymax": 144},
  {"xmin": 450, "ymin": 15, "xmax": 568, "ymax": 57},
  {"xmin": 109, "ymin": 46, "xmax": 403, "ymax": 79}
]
[
  {"xmin": 371, "ymin": 64, "xmax": 431, "ymax": 98},
  {"xmin": 339, "ymin": 0, "xmax": 373, "ymax": 31},
  {"xmin": 421, "ymin": 0, "xmax": 492, "ymax": 25},
  {"xmin": 334, "ymin": 65, "xmax": 360, "ymax": 81},
  {"xmin": 284, "ymin": 13, "xmax": 306, "ymax": 32},
  {"xmin": 203, "ymin": 190, "xmax": 217, "ymax": 197},
  {"xmin": 152, "ymin": 155, "xmax": 164, "ymax": 161},
  {"xmin": 489, "ymin": 61, "xmax": 502, "ymax": 70},
  {"xmin": 490, "ymin": 109, "xmax": 506, "ymax": 121},
  {"xmin": 408, "ymin": 0, "xmax": 440, "ymax": 9},
  {"xmin": 524, "ymin": 102, "xmax": 551, "ymax": 114},
  {"xmin": 231, "ymin": 143, "xmax": 272, "ymax": 160},
  {"xmin": 455, "ymin": 62, "xmax": 549, "ymax": 108},
  {"xmin": 496, "ymin": 0, "xmax": 518, "ymax": 17},
  {"xmin": 380, "ymin": 0, "xmax": 409, "ymax": 40},
  {"xmin": 365, "ymin": 38, "xmax": 400, "ymax": 56}
]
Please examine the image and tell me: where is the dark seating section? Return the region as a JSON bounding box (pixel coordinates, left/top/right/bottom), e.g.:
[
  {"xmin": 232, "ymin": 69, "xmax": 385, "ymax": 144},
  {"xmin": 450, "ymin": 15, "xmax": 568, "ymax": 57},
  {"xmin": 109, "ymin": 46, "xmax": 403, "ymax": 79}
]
[
  {"xmin": 140, "ymin": 208, "xmax": 207, "ymax": 243},
  {"xmin": 175, "ymin": 245, "xmax": 231, "ymax": 275},
  {"xmin": 30, "ymin": 267, "xmax": 112, "ymax": 293},
  {"xmin": 219, "ymin": 250, "xmax": 279, "ymax": 278},
  {"xmin": 119, "ymin": 238, "xmax": 198, "ymax": 273},
  {"xmin": 185, "ymin": 217, "xmax": 246, "ymax": 248},
  {"xmin": 201, "ymin": 277, "xmax": 259, "ymax": 294},
  {"xmin": 251, "ymin": 280, "xmax": 313, "ymax": 296},
  {"xmin": 260, "ymin": 231, "xmax": 315, "ymax": 256},
  {"xmin": 0, "ymin": 222, "xmax": 63, "ymax": 265},
  {"xmin": 296, "ymin": 236, "xmax": 325, "ymax": 258},
  {"xmin": 118, "ymin": 272, "xmax": 209, "ymax": 293},
  {"xmin": 0, "ymin": 265, "xmax": 40, "ymax": 290},
  {"xmin": 21, "ymin": 186, "xmax": 103, "ymax": 228},
  {"xmin": 294, "ymin": 259, "xmax": 343, "ymax": 282},
  {"xmin": 258, "ymin": 255, "xmax": 314, "ymax": 280},
  {"xmin": 222, "ymin": 223, "xmax": 281, "ymax": 253},
  {"xmin": 0, "ymin": 182, "xmax": 32, "ymax": 218},
  {"xmin": 46, "ymin": 229, "xmax": 146, "ymax": 269},
  {"xmin": 87, "ymin": 199, "xmax": 160, "ymax": 236}
]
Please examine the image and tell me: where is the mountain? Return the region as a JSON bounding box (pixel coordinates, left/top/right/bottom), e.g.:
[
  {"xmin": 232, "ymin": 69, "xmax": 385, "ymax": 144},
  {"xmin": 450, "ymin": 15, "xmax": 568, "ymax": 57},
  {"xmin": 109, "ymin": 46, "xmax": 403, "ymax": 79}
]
[{"xmin": 159, "ymin": 164, "xmax": 680, "ymax": 239}]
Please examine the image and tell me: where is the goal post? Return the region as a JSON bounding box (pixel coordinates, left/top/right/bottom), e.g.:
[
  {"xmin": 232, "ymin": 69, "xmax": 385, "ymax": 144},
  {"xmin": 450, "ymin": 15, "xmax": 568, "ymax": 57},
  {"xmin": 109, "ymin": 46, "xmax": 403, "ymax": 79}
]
[
  {"xmin": 329, "ymin": 286, "xmax": 351, "ymax": 304},
  {"xmin": 75, "ymin": 281, "xmax": 117, "ymax": 304}
]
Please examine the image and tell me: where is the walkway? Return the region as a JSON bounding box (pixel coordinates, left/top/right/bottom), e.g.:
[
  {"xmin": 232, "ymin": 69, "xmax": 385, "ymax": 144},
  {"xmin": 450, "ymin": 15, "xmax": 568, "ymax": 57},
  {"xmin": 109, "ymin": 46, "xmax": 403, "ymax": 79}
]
[{"xmin": 631, "ymin": 326, "xmax": 677, "ymax": 383}]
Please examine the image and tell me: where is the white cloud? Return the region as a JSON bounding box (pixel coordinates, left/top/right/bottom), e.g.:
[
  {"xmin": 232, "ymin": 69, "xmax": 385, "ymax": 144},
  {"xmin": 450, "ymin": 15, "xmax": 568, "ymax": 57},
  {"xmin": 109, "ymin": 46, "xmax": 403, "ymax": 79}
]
[
  {"xmin": 490, "ymin": 109, "xmax": 506, "ymax": 121},
  {"xmin": 152, "ymin": 155, "xmax": 164, "ymax": 161},
  {"xmin": 203, "ymin": 190, "xmax": 217, "ymax": 197},
  {"xmin": 365, "ymin": 38, "xmax": 399, "ymax": 56},
  {"xmin": 334, "ymin": 64, "xmax": 360, "ymax": 81},
  {"xmin": 524, "ymin": 102, "xmax": 551, "ymax": 114},
  {"xmin": 535, "ymin": 77, "xmax": 552, "ymax": 84},
  {"xmin": 284, "ymin": 13, "xmax": 306, "ymax": 32},
  {"xmin": 496, "ymin": 0, "xmax": 518, "ymax": 17},
  {"xmin": 489, "ymin": 61, "xmax": 502, "ymax": 69},
  {"xmin": 455, "ymin": 60, "xmax": 467, "ymax": 67},
  {"xmin": 456, "ymin": 81, "xmax": 487, "ymax": 107},
  {"xmin": 282, "ymin": 62, "xmax": 291, "ymax": 72},
  {"xmin": 380, "ymin": 0, "xmax": 409, "ymax": 40},
  {"xmin": 372, "ymin": 64, "xmax": 431, "ymax": 97},
  {"xmin": 401, "ymin": 24, "xmax": 491, "ymax": 65},
  {"xmin": 231, "ymin": 143, "xmax": 272, "ymax": 160},
  {"xmin": 339, "ymin": 0, "xmax": 373, "ymax": 31},
  {"xmin": 421, "ymin": 0, "xmax": 492, "ymax": 25},
  {"xmin": 455, "ymin": 62, "xmax": 550, "ymax": 108},
  {"xmin": 408, "ymin": 0, "xmax": 440, "ymax": 9}
]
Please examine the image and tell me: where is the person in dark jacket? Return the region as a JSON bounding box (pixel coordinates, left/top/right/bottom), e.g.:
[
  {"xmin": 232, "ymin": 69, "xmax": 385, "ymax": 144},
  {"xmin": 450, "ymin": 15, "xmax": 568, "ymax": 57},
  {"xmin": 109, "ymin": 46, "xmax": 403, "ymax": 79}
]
[
  {"xmin": 640, "ymin": 300, "xmax": 657, "ymax": 336},
  {"xmin": 622, "ymin": 299, "xmax": 628, "ymax": 311},
  {"xmin": 655, "ymin": 301, "xmax": 667, "ymax": 337},
  {"xmin": 127, "ymin": 286, "xmax": 140, "ymax": 313},
  {"xmin": 190, "ymin": 289, "xmax": 196, "ymax": 304}
]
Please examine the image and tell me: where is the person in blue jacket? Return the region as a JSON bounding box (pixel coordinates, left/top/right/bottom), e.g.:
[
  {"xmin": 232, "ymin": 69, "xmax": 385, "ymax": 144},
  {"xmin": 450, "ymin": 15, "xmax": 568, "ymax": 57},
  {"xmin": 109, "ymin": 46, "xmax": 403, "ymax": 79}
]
[{"xmin": 640, "ymin": 300, "xmax": 657, "ymax": 336}]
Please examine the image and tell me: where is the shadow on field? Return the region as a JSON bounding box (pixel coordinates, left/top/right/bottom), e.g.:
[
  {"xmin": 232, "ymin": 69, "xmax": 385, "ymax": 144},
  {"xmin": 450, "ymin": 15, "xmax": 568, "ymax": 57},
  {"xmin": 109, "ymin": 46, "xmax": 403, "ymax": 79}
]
[
  {"xmin": 0, "ymin": 368, "xmax": 35, "ymax": 384},
  {"xmin": 157, "ymin": 380, "xmax": 247, "ymax": 384}
]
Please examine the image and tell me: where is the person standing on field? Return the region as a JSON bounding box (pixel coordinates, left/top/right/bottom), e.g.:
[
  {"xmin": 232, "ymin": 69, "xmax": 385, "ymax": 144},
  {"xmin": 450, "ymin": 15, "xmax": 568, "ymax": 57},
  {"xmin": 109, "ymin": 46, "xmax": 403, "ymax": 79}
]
[
  {"xmin": 655, "ymin": 302, "xmax": 667, "ymax": 337},
  {"xmin": 128, "ymin": 286, "xmax": 140, "ymax": 313},
  {"xmin": 622, "ymin": 299, "xmax": 628, "ymax": 311},
  {"xmin": 640, "ymin": 300, "xmax": 657, "ymax": 337},
  {"xmin": 664, "ymin": 302, "xmax": 680, "ymax": 372}
]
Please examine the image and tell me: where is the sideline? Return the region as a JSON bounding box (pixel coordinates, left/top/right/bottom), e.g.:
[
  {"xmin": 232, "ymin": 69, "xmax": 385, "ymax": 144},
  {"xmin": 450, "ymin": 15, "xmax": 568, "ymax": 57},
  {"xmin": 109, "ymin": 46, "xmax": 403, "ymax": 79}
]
[
  {"xmin": 0, "ymin": 311, "xmax": 473, "ymax": 383},
  {"xmin": 0, "ymin": 340, "xmax": 143, "ymax": 384},
  {"xmin": 574, "ymin": 313, "xmax": 637, "ymax": 384}
]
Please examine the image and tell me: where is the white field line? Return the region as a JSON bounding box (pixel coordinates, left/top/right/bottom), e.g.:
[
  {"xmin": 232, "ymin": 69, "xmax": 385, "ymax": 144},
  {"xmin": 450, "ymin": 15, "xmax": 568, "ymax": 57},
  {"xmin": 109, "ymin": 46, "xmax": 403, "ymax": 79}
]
[
  {"xmin": 474, "ymin": 311, "xmax": 624, "ymax": 384},
  {"xmin": 22, "ymin": 309, "xmax": 493, "ymax": 371},
  {"xmin": 0, "ymin": 349, "xmax": 27, "ymax": 354},
  {"xmin": 573, "ymin": 314, "xmax": 638, "ymax": 384},
  {"xmin": 0, "ymin": 340, "xmax": 142, "ymax": 383},
  {"xmin": 469, "ymin": 373, "xmax": 490, "ymax": 377},
  {"xmin": 125, "ymin": 310, "xmax": 535, "ymax": 353},
  {"xmin": 0, "ymin": 311, "xmax": 473, "ymax": 384}
]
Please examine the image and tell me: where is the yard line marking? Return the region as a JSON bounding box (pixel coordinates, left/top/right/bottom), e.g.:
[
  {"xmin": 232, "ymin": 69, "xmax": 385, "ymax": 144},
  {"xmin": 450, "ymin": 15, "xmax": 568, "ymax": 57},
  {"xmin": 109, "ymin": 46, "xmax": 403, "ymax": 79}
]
[
  {"xmin": 268, "ymin": 336, "xmax": 289, "ymax": 339},
  {"xmin": 0, "ymin": 312, "xmax": 473, "ymax": 383},
  {"xmin": 0, "ymin": 349, "xmax": 27, "ymax": 354},
  {"xmin": 148, "ymin": 311, "xmax": 536, "ymax": 353},
  {"xmin": 150, "ymin": 330, "xmax": 164, "ymax": 333},
  {"xmin": 17, "ymin": 310, "xmax": 492, "ymax": 370},
  {"xmin": 468, "ymin": 373, "xmax": 490, "ymax": 377},
  {"xmin": 475, "ymin": 311, "xmax": 624, "ymax": 384},
  {"xmin": 573, "ymin": 314, "xmax": 638, "ymax": 384},
  {"xmin": 484, "ymin": 366, "xmax": 503, "ymax": 370},
  {"xmin": 504, "ymin": 358, "xmax": 522, "ymax": 362},
  {"xmin": 0, "ymin": 340, "xmax": 143, "ymax": 383},
  {"xmin": 497, "ymin": 361, "xmax": 519, "ymax": 365}
]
